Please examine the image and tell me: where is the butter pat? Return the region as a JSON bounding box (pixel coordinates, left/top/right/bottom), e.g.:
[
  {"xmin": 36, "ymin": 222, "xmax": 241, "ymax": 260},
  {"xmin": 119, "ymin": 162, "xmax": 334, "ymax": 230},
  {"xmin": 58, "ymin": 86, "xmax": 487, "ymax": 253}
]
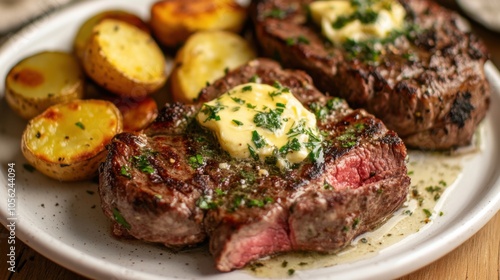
[
  {"xmin": 196, "ymin": 82, "xmax": 322, "ymax": 168},
  {"xmin": 309, "ymin": 0, "xmax": 406, "ymax": 44}
]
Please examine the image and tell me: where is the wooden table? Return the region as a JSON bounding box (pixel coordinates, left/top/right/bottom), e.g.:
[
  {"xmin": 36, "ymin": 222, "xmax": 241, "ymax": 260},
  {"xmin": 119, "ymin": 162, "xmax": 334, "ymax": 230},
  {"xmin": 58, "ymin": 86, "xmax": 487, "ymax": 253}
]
[{"xmin": 1, "ymin": 1, "xmax": 500, "ymax": 279}]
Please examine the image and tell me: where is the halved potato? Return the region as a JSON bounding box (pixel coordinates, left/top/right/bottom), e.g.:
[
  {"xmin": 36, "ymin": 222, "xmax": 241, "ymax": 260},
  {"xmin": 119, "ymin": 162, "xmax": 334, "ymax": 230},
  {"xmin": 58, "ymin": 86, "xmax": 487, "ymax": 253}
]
[
  {"xmin": 73, "ymin": 10, "xmax": 150, "ymax": 61},
  {"xmin": 82, "ymin": 19, "xmax": 168, "ymax": 98},
  {"xmin": 21, "ymin": 99, "xmax": 122, "ymax": 181},
  {"xmin": 170, "ymin": 30, "xmax": 256, "ymax": 103},
  {"xmin": 5, "ymin": 51, "xmax": 84, "ymax": 120},
  {"xmin": 150, "ymin": 0, "xmax": 247, "ymax": 47}
]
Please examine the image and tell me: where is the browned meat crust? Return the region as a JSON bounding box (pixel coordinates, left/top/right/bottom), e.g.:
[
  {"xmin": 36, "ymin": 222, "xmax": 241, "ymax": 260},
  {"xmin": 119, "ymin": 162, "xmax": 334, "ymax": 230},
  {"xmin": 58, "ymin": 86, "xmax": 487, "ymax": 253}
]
[
  {"xmin": 99, "ymin": 59, "xmax": 410, "ymax": 271},
  {"xmin": 252, "ymin": 0, "xmax": 490, "ymax": 149}
]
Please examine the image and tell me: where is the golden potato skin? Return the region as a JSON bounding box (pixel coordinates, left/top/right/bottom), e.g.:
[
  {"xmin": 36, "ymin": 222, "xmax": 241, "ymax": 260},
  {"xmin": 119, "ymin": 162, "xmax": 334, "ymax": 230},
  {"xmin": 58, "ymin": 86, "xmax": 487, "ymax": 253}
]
[
  {"xmin": 73, "ymin": 10, "xmax": 150, "ymax": 61},
  {"xmin": 21, "ymin": 99, "xmax": 123, "ymax": 181},
  {"xmin": 82, "ymin": 19, "xmax": 167, "ymax": 98},
  {"xmin": 5, "ymin": 51, "xmax": 85, "ymax": 120},
  {"xmin": 150, "ymin": 0, "xmax": 247, "ymax": 47},
  {"xmin": 170, "ymin": 30, "xmax": 256, "ymax": 103}
]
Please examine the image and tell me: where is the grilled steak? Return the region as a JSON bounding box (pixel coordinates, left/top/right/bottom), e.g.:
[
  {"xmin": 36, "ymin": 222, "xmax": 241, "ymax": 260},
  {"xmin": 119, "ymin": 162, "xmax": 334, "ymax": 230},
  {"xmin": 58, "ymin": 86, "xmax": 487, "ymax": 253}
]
[
  {"xmin": 99, "ymin": 59, "xmax": 410, "ymax": 271},
  {"xmin": 252, "ymin": 0, "xmax": 490, "ymax": 150}
]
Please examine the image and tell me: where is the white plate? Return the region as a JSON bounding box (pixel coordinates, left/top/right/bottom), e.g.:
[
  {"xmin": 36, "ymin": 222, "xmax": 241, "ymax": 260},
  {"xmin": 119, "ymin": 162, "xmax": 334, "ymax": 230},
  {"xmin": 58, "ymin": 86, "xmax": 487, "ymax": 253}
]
[
  {"xmin": 457, "ymin": 0, "xmax": 500, "ymax": 32},
  {"xmin": 1, "ymin": 1, "xmax": 500, "ymax": 279}
]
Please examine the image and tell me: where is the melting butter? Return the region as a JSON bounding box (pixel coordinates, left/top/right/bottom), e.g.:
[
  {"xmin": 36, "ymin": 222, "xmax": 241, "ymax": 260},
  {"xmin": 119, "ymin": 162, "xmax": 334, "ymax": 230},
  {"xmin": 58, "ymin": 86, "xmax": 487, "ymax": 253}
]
[
  {"xmin": 309, "ymin": 0, "xmax": 406, "ymax": 44},
  {"xmin": 196, "ymin": 83, "xmax": 321, "ymax": 168}
]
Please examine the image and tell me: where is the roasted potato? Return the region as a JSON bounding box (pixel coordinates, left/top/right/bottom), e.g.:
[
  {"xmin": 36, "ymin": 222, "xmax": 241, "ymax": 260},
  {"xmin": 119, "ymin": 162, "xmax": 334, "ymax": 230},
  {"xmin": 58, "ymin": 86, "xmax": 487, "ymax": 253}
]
[
  {"xmin": 170, "ymin": 30, "xmax": 256, "ymax": 103},
  {"xmin": 21, "ymin": 99, "xmax": 123, "ymax": 181},
  {"xmin": 5, "ymin": 51, "xmax": 84, "ymax": 120},
  {"xmin": 73, "ymin": 10, "xmax": 150, "ymax": 61},
  {"xmin": 104, "ymin": 94, "xmax": 158, "ymax": 132},
  {"xmin": 150, "ymin": 0, "xmax": 247, "ymax": 47},
  {"xmin": 82, "ymin": 19, "xmax": 168, "ymax": 98}
]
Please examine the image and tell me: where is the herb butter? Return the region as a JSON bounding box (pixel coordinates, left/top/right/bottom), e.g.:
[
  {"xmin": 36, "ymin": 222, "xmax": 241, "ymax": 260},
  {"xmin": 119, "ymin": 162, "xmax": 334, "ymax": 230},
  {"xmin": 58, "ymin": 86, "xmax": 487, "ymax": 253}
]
[
  {"xmin": 309, "ymin": 0, "xmax": 406, "ymax": 44},
  {"xmin": 196, "ymin": 82, "xmax": 322, "ymax": 169}
]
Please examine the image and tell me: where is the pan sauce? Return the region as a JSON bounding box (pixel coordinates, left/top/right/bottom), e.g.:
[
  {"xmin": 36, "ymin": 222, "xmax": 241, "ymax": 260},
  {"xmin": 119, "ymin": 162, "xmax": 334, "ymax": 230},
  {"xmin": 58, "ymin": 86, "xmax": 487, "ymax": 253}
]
[{"xmin": 245, "ymin": 134, "xmax": 483, "ymax": 278}]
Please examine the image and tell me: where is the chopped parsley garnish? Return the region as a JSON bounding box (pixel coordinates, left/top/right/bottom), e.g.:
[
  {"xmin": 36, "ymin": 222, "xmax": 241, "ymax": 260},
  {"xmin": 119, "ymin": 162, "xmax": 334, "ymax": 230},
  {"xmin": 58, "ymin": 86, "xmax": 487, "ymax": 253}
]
[
  {"xmin": 120, "ymin": 166, "xmax": 131, "ymax": 178},
  {"xmin": 249, "ymin": 75, "xmax": 261, "ymax": 83},
  {"xmin": 252, "ymin": 130, "xmax": 266, "ymax": 148},
  {"xmin": 286, "ymin": 35, "xmax": 311, "ymax": 45},
  {"xmin": 246, "ymin": 103, "xmax": 257, "ymax": 109},
  {"xmin": 232, "ymin": 119, "xmax": 243, "ymax": 126},
  {"xmin": 423, "ymin": 208, "xmax": 432, "ymax": 218},
  {"xmin": 200, "ymin": 102, "xmax": 225, "ymax": 122},
  {"xmin": 248, "ymin": 144, "xmax": 259, "ymax": 161},
  {"xmin": 242, "ymin": 85, "xmax": 253, "ymax": 92},
  {"xmin": 189, "ymin": 154, "xmax": 204, "ymax": 168},
  {"xmin": 254, "ymin": 108, "xmax": 284, "ymax": 132},
  {"xmin": 231, "ymin": 97, "xmax": 245, "ymax": 104},
  {"xmin": 279, "ymin": 138, "xmax": 301, "ymax": 154},
  {"xmin": 131, "ymin": 153, "xmax": 154, "ymax": 174},
  {"xmin": 113, "ymin": 208, "xmax": 131, "ymax": 230},
  {"xmin": 197, "ymin": 195, "xmax": 218, "ymax": 210},
  {"xmin": 264, "ymin": 8, "xmax": 287, "ymax": 19},
  {"xmin": 75, "ymin": 121, "xmax": 85, "ymax": 130}
]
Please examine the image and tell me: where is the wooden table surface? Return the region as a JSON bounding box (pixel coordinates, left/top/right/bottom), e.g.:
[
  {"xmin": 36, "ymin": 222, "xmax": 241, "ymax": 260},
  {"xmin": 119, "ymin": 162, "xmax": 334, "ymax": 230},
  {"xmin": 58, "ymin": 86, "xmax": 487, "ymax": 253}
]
[{"xmin": 1, "ymin": 1, "xmax": 500, "ymax": 279}]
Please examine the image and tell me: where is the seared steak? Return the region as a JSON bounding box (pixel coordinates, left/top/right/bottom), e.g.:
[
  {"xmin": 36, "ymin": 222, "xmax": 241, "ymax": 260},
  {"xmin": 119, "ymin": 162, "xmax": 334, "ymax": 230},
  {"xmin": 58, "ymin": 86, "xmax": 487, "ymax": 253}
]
[
  {"xmin": 252, "ymin": 0, "xmax": 490, "ymax": 149},
  {"xmin": 99, "ymin": 59, "xmax": 410, "ymax": 271}
]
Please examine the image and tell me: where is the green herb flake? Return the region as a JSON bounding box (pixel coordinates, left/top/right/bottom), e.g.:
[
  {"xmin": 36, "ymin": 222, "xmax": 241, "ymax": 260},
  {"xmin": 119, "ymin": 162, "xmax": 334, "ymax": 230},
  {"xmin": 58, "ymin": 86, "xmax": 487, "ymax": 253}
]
[
  {"xmin": 288, "ymin": 269, "xmax": 295, "ymax": 276},
  {"xmin": 248, "ymin": 144, "xmax": 259, "ymax": 161},
  {"xmin": 232, "ymin": 119, "xmax": 243, "ymax": 126},
  {"xmin": 200, "ymin": 102, "xmax": 226, "ymax": 122},
  {"xmin": 120, "ymin": 166, "xmax": 131, "ymax": 178},
  {"xmin": 423, "ymin": 208, "xmax": 432, "ymax": 218},
  {"xmin": 281, "ymin": 260, "xmax": 288, "ymax": 268},
  {"xmin": 249, "ymin": 75, "xmax": 261, "ymax": 83},
  {"xmin": 131, "ymin": 154, "xmax": 154, "ymax": 174},
  {"xmin": 242, "ymin": 85, "xmax": 253, "ymax": 92},
  {"xmin": 231, "ymin": 97, "xmax": 245, "ymax": 105},
  {"xmin": 189, "ymin": 154, "xmax": 204, "ymax": 168},
  {"xmin": 251, "ymin": 130, "xmax": 266, "ymax": 148},
  {"xmin": 197, "ymin": 195, "xmax": 218, "ymax": 210},
  {"xmin": 265, "ymin": 8, "xmax": 287, "ymax": 19},
  {"xmin": 254, "ymin": 109, "xmax": 283, "ymax": 132},
  {"xmin": 113, "ymin": 208, "xmax": 131, "ymax": 230},
  {"xmin": 215, "ymin": 188, "xmax": 225, "ymax": 196},
  {"xmin": 75, "ymin": 121, "xmax": 85, "ymax": 130},
  {"xmin": 352, "ymin": 218, "xmax": 360, "ymax": 229}
]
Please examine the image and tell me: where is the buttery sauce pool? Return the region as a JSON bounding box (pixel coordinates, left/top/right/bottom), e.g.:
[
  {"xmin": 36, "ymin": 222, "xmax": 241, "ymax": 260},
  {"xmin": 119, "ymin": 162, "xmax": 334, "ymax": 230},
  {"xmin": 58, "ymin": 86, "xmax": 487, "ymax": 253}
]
[{"xmin": 246, "ymin": 144, "xmax": 481, "ymax": 278}]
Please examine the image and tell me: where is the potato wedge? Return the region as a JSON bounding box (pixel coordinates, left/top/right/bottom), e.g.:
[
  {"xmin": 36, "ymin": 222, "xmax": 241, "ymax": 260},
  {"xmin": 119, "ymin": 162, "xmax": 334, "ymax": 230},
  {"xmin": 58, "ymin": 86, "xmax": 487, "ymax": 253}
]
[
  {"xmin": 73, "ymin": 10, "xmax": 150, "ymax": 61},
  {"xmin": 82, "ymin": 19, "xmax": 167, "ymax": 98},
  {"xmin": 170, "ymin": 30, "xmax": 256, "ymax": 103},
  {"xmin": 21, "ymin": 99, "xmax": 122, "ymax": 181},
  {"xmin": 5, "ymin": 51, "xmax": 84, "ymax": 120},
  {"xmin": 150, "ymin": 0, "xmax": 247, "ymax": 47}
]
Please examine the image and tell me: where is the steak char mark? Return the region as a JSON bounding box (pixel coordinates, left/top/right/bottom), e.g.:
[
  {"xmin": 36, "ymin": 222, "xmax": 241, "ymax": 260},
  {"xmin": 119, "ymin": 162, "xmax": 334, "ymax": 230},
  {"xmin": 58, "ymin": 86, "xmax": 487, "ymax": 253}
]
[
  {"xmin": 99, "ymin": 59, "xmax": 410, "ymax": 271},
  {"xmin": 252, "ymin": 0, "xmax": 490, "ymax": 150}
]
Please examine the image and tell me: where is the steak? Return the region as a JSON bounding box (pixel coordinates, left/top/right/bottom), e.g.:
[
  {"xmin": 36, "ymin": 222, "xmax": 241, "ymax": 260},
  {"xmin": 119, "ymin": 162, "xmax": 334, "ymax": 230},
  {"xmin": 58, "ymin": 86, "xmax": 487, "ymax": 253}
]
[
  {"xmin": 99, "ymin": 59, "xmax": 410, "ymax": 271},
  {"xmin": 252, "ymin": 0, "xmax": 490, "ymax": 150}
]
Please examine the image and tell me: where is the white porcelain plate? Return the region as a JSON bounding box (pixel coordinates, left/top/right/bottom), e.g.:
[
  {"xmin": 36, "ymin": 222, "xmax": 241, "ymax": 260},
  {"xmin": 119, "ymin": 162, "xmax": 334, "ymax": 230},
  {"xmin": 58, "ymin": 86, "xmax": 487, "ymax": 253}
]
[{"xmin": 1, "ymin": 1, "xmax": 500, "ymax": 279}]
